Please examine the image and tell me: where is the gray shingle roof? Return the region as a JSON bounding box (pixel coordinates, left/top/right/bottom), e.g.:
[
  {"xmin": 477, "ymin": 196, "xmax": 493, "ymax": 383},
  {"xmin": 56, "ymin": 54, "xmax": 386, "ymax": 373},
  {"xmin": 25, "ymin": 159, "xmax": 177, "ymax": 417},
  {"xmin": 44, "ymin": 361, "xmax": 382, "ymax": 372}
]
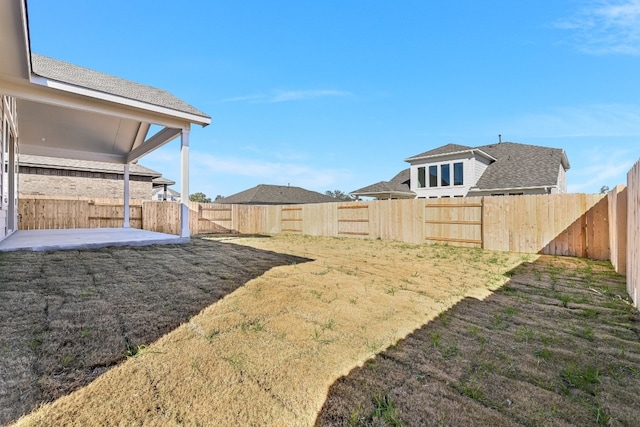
[
  {"xmin": 472, "ymin": 142, "xmax": 567, "ymax": 190},
  {"xmin": 31, "ymin": 53, "xmax": 209, "ymax": 118},
  {"xmin": 405, "ymin": 143, "xmax": 473, "ymax": 161},
  {"xmin": 215, "ymin": 184, "xmax": 338, "ymax": 205},
  {"xmin": 351, "ymin": 168, "xmax": 415, "ymax": 197},
  {"xmin": 19, "ymin": 154, "xmax": 161, "ymax": 177},
  {"xmin": 152, "ymin": 176, "xmax": 176, "ymax": 187}
]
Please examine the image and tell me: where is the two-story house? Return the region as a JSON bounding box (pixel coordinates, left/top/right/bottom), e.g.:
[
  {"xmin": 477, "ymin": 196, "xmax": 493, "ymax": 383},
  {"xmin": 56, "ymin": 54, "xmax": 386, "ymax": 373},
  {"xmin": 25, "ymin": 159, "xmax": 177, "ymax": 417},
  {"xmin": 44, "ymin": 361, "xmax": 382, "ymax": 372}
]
[{"xmin": 352, "ymin": 142, "xmax": 570, "ymax": 199}]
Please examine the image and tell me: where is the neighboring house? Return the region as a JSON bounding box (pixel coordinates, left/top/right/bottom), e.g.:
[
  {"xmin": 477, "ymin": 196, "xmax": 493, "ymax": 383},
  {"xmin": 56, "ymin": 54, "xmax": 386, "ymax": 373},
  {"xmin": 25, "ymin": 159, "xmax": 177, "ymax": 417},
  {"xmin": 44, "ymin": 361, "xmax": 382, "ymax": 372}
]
[
  {"xmin": 216, "ymin": 184, "xmax": 338, "ymax": 205},
  {"xmin": 152, "ymin": 177, "xmax": 180, "ymax": 202},
  {"xmin": 352, "ymin": 142, "xmax": 570, "ymax": 199},
  {"xmin": 0, "ymin": 0, "xmax": 210, "ymax": 243},
  {"xmin": 18, "ymin": 154, "xmax": 165, "ymax": 199},
  {"xmin": 348, "ymin": 169, "xmax": 414, "ymax": 200}
]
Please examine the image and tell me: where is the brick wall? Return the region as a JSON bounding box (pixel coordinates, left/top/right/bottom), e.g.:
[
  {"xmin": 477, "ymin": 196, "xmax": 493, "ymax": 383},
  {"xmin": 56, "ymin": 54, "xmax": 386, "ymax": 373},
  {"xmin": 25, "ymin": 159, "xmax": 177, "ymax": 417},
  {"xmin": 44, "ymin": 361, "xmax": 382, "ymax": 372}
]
[{"xmin": 19, "ymin": 173, "xmax": 152, "ymax": 199}]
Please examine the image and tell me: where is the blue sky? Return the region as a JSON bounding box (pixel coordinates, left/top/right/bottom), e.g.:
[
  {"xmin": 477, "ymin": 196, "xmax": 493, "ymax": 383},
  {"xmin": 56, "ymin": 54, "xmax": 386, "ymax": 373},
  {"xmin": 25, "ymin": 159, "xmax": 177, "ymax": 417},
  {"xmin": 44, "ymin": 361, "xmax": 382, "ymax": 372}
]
[{"xmin": 28, "ymin": 0, "xmax": 640, "ymax": 197}]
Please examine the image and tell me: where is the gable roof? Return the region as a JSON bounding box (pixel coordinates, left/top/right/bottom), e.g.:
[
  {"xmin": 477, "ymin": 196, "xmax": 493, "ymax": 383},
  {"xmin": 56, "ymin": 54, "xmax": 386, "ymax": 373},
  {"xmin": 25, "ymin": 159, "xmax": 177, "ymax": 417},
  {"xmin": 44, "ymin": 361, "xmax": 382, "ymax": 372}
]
[
  {"xmin": 351, "ymin": 169, "xmax": 415, "ymax": 198},
  {"xmin": 470, "ymin": 142, "xmax": 569, "ymax": 191},
  {"xmin": 30, "ymin": 54, "xmax": 208, "ymax": 118},
  {"xmin": 19, "ymin": 154, "xmax": 162, "ymax": 177},
  {"xmin": 216, "ymin": 184, "xmax": 338, "ymax": 205},
  {"xmin": 153, "ymin": 187, "xmax": 181, "ymax": 199}
]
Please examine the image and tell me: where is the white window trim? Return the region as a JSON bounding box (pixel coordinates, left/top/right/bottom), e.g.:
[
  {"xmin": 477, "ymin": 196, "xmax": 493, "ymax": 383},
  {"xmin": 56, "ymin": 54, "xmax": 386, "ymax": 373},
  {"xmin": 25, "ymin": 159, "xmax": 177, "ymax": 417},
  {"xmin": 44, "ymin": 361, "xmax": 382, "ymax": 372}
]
[{"xmin": 424, "ymin": 161, "xmax": 464, "ymax": 188}]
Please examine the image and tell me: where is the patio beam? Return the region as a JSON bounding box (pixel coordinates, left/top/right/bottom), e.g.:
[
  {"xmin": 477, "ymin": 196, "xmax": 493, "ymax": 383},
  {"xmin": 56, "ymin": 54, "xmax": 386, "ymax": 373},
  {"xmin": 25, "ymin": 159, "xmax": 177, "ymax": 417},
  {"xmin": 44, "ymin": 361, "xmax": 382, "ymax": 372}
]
[{"xmin": 126, "ymin": 127, "xmax": 181, "ymax": 164}]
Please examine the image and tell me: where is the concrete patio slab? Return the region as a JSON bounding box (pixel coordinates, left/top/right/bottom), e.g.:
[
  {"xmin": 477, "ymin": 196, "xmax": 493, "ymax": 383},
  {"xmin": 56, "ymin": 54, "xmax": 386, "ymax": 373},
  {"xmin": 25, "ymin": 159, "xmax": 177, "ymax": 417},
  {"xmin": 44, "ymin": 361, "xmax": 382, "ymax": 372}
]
[{"xmin": 0, "ymin": 228, "xmax": 189, "ymax": 252}]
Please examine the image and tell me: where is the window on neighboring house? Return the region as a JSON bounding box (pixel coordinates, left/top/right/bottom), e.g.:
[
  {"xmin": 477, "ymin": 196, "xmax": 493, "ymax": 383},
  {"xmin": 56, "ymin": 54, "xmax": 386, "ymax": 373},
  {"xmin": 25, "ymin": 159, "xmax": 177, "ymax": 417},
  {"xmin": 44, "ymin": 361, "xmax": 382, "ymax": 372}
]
[
  {"xmin": 491, "ymin": 193, "xmax": 505, "ymax": 196},
  {"xmin": 429, "ymin": 165, "xmax": 438, "ymax": 187},
  {"xmin": 454, "ymin": 195, "xmax": 463, "ymax": 198},
  {"xmin": 417, "ymin": 167, "xmax": 426, "ymax": 188},
  {"xmin": 453, "ymin": 162, "xmax": 463, "ymax": 185},
  {"xmin": 509, "ymin": 192, "xmax": 524, "ymax": 196},
  {"xmin": 441, "ymin": 164, "xmax": 450, "ymax": 186}
]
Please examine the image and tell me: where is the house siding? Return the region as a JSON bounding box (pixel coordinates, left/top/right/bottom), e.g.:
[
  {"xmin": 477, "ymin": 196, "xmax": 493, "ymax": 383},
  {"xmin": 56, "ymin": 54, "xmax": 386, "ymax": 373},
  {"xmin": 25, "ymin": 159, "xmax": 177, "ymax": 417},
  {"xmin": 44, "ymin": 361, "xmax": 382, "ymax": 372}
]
[
  {"xmin": 19, "ymin": 172, "xmax": 152, "ymax": 199},
  {"xmin": 474, "ymin": 156, "xmax": 491, "ymax": 183},
  {"xmin": 556, "ymin": 164, "xmax": 567, "ymax": 194},
  {"xmin": 1, "ymin": 94, "xmax": 19, "ymax": 241}
]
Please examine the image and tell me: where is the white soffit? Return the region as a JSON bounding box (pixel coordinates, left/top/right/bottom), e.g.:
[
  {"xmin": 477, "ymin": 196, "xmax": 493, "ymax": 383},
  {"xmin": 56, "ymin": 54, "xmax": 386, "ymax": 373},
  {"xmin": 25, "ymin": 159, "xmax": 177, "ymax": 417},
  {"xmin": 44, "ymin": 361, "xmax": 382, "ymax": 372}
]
[
  {"xmin": 0, "ymin": 0, "xmax": 30, "ymax": 79},
  {"xmin": 18, "ymin": 99, "xmax": 143, "ymax": 163}
]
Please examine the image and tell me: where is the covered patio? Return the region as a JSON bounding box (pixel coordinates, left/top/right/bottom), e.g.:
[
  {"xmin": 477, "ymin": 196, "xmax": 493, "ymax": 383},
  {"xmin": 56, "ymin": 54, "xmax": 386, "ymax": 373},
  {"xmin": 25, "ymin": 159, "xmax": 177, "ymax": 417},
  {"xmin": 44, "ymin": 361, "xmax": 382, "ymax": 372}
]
[{"xmin": 0, "ymin": 0, "xmax": 210, "ymax": 251}]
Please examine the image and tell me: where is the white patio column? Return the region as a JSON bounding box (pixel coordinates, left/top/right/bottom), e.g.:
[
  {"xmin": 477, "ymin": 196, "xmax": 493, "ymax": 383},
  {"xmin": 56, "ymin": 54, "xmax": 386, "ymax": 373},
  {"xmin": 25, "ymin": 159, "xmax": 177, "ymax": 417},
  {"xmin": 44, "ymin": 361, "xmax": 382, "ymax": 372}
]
[
  {"xmin": 180, "ymin": 127, "xmax": 190, "ymax": 238},
  {"xmin": 123, "ymin": 164, "xmax": 130, "ymax": 228}
]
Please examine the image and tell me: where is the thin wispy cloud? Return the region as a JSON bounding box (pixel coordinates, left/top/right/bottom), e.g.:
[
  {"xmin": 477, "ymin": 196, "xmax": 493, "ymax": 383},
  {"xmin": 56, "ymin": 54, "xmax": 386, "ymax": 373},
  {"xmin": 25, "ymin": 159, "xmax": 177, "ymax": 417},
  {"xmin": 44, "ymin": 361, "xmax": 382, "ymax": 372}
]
[
  {"xmin": 219, "ymin": 89, "xmax": 352, "ymax": 104},
  {"xmin": 567, "ymin": 147, "xmax": 635, "ymax": 192},
  {"xmin": 219, "ymin": 94, "xmax": 263, "ymax": 103},
  {"xmin": 554, "ymin": 0, "xmax": 640, "ymax": 55},
  {"xmin": 191, "ymin": 152, "xmax": 352, "ymax": 191},
  {"xmin": 500, "ymin": 104, "xmax": 640, "ymax": 139}
]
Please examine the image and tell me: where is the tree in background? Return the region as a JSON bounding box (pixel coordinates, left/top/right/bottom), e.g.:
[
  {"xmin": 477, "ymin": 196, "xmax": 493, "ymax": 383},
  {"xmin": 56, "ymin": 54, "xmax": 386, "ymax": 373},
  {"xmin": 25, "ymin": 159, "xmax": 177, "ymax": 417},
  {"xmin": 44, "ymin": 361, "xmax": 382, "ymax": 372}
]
[
  {"xmin": 189, "ymin": 192, "xmax": 212, "ymax": 203},
  {"xmin": 600, "ymin": 185, "xmax": 610, "ymax": 194},
  {"xmin": 326, "ymin": 190, "xmax": 356, "ymax": 201}
]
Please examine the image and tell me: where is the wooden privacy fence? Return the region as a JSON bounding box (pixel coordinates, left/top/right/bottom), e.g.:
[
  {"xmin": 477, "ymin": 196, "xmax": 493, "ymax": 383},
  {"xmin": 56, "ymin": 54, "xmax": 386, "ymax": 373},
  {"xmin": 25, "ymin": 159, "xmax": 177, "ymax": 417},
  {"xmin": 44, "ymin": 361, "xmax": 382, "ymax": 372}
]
[
  {"xmin": 19, "ymin": 197, "xmax": 143, "ymax": 230},
  {"xmin": 624, "ymin": 160, "xmax": 640, "ymax": 306},
  {"xmin": 18, "ymin": 194, "xmax": 611, "ymax": 260},
  {"xmin": 191, "ymin": 194, "xmax": 610, "ymax": 259},
  {"xmin": 17, "ymin": 194, "xmax": 611, "ymax": 260}
]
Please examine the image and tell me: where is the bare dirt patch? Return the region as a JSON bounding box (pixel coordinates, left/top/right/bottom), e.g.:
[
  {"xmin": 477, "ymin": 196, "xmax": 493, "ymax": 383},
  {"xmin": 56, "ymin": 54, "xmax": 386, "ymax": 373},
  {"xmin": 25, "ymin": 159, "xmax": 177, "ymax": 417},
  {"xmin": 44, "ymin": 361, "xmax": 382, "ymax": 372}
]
[
  {"xmin": 0, "ymin": 238, "xmax": 308, "ymax": 425},
  {"xmin": 8, "ymin": 235, "xmax": 525, "ymax": 426},
  {"xmin": 316, "ymin": 256, "xmax": 640, "ymax": 427}
]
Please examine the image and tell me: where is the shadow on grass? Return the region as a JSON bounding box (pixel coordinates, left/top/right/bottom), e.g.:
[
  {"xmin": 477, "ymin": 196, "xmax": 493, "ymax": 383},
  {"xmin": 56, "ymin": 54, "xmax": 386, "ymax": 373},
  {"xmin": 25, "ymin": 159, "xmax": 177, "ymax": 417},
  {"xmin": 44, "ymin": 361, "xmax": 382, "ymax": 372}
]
[
  {"xmin": 0, "ymin": 237, "xmax": 311, "ymax": 425},
  {"xmin": 316, "ymin": 256, "xmax": 640, "ymax": 427}
]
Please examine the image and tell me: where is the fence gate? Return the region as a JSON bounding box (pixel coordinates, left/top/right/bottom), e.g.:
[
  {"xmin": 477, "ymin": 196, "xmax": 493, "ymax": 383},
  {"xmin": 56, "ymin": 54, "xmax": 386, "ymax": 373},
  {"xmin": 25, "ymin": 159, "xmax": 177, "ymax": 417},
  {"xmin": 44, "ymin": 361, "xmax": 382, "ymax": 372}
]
[
  {"xmin": 424, "ymin": 198, "xmax": 483, "ymax": 248},
  {"xmin": 337, "ymin": 204, "xmax": 369, "ymax": 237},
  {"xmin": 281, "ymin": 207, "xmax": 303, "ymax": 233}
]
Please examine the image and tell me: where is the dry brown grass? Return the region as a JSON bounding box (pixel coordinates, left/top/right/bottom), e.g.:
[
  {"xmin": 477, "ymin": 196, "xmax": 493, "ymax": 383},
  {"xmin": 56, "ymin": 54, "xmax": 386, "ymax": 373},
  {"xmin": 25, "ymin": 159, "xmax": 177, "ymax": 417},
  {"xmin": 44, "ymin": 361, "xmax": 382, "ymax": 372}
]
[
  {"xmin": 11, "ymin": 234, "xmax": 526, "ymax": 426},
  {"xmin": 316, "ymin": 256, "xmax": 640, "ymax": 427}
]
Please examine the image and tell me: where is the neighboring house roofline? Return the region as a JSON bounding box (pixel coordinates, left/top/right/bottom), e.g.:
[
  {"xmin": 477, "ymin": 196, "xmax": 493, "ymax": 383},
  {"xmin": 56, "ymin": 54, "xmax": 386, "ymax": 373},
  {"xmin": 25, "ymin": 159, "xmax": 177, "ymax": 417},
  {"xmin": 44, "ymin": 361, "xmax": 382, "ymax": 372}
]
[
  {"xmin": 351, "ymin": 190, "xmax": 416, "ymax": 197},
  {"xmin": 216, "ymin": 184, "xmax": 338, "ymax": 205},
  {"xmin": 18, "ymin": 154, "xmax": 162, "ymax": 177},
  {"xmin": 404, "ymin": 148, "xmax": 496, "ymax": 163},
  {"xmin": 152, "ymin": 176, "xmax": 176, "ymax": 186},
  {"xmin": 560, "ymin": 150, "xmax": 570, "ymax": 170}
]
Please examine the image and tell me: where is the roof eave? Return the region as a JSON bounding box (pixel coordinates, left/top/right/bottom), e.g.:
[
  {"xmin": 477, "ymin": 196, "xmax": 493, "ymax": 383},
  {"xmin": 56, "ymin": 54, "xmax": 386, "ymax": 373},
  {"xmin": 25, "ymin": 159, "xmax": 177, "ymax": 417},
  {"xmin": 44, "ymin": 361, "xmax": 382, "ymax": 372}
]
[
  {"xmin": 351, "ymin": 191, "xmax": 416, "ymax": 197},
  {"xmin": 405, "ymin": 148, "xmax": 496, "ymax": 163},
  {"xmin": 29, "ymin": 74, "xmax": 211, "ymax": 127},
  {"xmin": 468, "ymin": 185, "xmax": 557, "ymax": 193},
  {"xmin": 561, "ymin": 150, "xmax": 571, "ymax": 170}
]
